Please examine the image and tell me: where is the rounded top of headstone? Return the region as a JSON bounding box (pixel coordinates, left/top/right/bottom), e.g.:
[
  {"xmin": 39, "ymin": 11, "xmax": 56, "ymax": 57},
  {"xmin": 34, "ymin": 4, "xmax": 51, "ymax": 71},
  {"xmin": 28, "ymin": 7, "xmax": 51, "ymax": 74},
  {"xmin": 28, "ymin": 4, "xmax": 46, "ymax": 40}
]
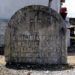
[
  {"xmin": 9, "ymin": 5, "xmax": 64, "ymax": 26},
  {"xmin": 14, "ymin": 5, "xmax": 50, "ymax": 14},
  {"xmin": 9, "ymin": 5, "xmax": 50, "ymax": 23}
]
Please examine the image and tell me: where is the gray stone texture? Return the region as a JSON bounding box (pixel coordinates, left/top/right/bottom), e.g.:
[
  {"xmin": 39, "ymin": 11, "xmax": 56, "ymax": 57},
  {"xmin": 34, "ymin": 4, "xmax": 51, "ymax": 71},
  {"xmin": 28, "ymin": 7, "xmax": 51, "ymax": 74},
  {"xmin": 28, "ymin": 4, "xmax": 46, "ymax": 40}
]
[
  {"xmin": 5, "ymin": 5, "xmax": 67, "ymax": 64},
  {"xmin": 0, "ymin": 19, "xmax": 8, "ymax": 47}
]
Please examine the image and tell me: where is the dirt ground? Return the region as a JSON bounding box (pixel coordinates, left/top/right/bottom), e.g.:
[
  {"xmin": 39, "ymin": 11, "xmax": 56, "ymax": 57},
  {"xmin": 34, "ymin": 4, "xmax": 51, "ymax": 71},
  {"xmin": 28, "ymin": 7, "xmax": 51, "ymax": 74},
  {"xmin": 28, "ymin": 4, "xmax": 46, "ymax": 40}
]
[
  {"xmin": 68, "ymin": 53, "xmax": 75, "ymax": 66},
  {"xmin": 0, "ymin": 55, "xmax": 6, "ymax": 65}
]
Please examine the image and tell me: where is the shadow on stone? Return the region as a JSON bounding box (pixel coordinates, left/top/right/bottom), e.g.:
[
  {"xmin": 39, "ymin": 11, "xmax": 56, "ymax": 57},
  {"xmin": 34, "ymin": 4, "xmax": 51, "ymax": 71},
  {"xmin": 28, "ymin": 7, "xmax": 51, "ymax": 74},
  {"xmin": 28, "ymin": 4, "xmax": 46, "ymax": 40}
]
[
  {"xmin": 6, "ymin": 62, "xmax": 74, "ymax": 71},
  {"xmin": 0, "ymin": 47, "xmax": 4, "ymax": 55}
]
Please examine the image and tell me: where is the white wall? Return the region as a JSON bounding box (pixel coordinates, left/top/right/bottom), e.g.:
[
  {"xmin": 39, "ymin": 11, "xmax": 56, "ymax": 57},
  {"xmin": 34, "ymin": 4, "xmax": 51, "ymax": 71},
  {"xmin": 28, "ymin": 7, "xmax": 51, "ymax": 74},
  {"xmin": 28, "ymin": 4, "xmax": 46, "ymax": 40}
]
[
  {"xmin": 0, "ymin": 0, "xmax": 49, "ymax": 19},
  {"xmin": 0, "ymin": 0, "xmax": 61, "ymax": 19},
  {"xmin": 51, "ymin": 0, "xmax": 61, "ymax": 13}
]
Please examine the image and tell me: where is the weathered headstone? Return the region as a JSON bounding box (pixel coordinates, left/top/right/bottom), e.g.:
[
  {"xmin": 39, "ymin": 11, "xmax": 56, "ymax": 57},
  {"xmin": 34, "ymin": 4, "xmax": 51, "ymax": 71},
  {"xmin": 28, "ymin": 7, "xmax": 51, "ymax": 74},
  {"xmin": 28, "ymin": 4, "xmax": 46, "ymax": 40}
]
[{"xmin": 5, "ymin": 5, "xmax": 67, "ymax": 64}]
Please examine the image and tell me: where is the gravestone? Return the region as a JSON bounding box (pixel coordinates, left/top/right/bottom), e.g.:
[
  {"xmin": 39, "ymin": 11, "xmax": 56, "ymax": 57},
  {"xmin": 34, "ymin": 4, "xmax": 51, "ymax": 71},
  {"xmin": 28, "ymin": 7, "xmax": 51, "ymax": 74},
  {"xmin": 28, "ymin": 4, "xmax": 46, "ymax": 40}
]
[{"xmin": 5, "ymin": 5, "xmax": 67, "ymax": 64}]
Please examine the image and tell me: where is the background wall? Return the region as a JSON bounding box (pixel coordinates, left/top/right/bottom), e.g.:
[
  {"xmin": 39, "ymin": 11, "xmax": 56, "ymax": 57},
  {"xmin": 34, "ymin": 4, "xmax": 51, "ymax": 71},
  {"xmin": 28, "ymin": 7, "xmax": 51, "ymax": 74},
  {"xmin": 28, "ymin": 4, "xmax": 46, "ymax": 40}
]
[{"xmin": 0, "ymin": 0, "xmax": 60, "ymax": 19}]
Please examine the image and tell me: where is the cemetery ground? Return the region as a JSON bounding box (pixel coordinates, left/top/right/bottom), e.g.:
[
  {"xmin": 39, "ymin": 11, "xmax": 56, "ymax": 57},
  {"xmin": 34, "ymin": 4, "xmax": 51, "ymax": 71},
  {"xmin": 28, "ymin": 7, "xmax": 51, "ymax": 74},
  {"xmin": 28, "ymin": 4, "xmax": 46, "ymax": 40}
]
[{"xmin": 0, "ymin": 52, "xmax": 75, "ymax": 75}]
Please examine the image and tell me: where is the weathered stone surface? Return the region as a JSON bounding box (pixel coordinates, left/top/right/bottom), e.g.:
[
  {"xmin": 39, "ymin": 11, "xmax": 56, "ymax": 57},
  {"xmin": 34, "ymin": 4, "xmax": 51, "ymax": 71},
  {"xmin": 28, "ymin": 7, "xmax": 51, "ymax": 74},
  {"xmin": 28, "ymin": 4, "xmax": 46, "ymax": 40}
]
[
  {"xmin": 0, "ymin": 19, "xmax": 8, "ymax": 47},
  {"xmin": 5, "ymin": 5, "xmax": 67, "ymax": 64}
]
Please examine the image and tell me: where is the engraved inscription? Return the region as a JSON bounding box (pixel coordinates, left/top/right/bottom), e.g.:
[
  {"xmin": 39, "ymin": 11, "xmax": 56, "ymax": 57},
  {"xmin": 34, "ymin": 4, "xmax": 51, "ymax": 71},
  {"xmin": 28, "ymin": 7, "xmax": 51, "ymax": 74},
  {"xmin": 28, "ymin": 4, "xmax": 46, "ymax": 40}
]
[{"xmin": 12, "ymin": 32, "xmax": 40, "ymax": 51}]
